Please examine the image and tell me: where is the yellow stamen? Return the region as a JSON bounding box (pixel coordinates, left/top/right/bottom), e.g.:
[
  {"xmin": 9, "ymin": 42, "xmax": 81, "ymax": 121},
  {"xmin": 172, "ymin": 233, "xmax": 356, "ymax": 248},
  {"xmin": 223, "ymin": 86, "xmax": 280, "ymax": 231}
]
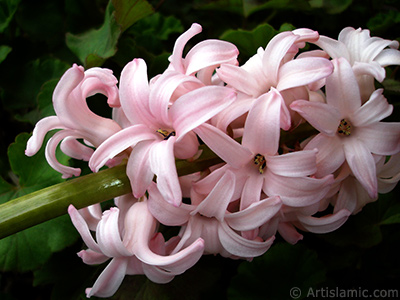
[
  {"xmin": 157, "ymin": 129, "xmax": 176, "ymax": 140},
  {"xmin": 337, "ymin": 119, "xmax": 351, "ymax": 136},
  {"xmin": 254, "ymin": 154, "xmax": 266, "ymax": 174}
]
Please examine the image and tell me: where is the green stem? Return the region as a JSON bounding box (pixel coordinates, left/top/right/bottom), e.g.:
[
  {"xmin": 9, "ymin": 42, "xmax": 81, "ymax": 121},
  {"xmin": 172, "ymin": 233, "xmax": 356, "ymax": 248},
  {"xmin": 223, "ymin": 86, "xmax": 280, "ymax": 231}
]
[
  {"xmin": 0, "ymin": 146, "xmax": 223, "ymax": 239},
  {"xmin": 0, "ymin": 164, "xmax": 131, "ymax": 239}
]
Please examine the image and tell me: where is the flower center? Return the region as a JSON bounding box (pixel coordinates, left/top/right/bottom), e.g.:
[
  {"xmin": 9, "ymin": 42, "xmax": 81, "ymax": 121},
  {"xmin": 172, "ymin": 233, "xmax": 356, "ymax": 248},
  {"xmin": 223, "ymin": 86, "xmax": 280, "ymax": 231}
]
[
  {"xmin": 337, "ymin": 119, "xmax": 352, "ymax": 136},
  {"xmin": 254, "ymin": 154, "xmax": 266, "ymax": 174},
  {"xmin": 157, "ymin": 129, "xmax": 176, "ymax": 140}
]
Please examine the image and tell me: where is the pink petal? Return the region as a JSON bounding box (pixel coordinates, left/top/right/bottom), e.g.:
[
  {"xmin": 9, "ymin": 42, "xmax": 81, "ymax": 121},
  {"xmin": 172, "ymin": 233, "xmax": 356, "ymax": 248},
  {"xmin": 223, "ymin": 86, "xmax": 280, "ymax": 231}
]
[
  {"xmin": 352, "ymin": 61, "xmax": 385, "ymax": 82},
  {"xmin": 242, "ymin": 89, "xmax": 283, "ymax": 155},
  {"xmin": 326, "ymin": 58, "xmax": 362, "ymax": 114},
  {"xmin": 148, "ymin": 183, "xmax": 191, "ymax": 226},
  {"xmin": 123, "ymin": 202, "xmax": 205, "ymax": 273},
  {"xmin": 214, "ymin": 93, "xmax": 255, "ymax": 132},
  {"xmin": 126, "ymin": 140, "xmax": 155, "ymax": 198},
  {"xmin": 343, "ymin": 138, "xmax": 378, "ymax": 198},
  {"xmin": 333, "ymin": 176, "xmax": 358, "ymax": 214},
  {"xmin": 184, "ymin": 39, "xmax": 239, "ymax": 75},
  {"xmin": 54, "ymin": 65, "xmax": 121, "ymax": 145},
  {"xmin": 218, "ymin": 222, "xmax": 275, "ymax": 258},
  {"xmin": 191, "ymin": 170, "xmax": 235, "ymax": 221},
  {"xmin": 351, "ymin": 89, "xmax": 393, "ymax": 127},
  {"xmin": 119, "ymin": 59, "xmax": 154, "ymax": 126},
  {"xmin": 356, "ymin": 123, "xmax": 400, "ymax": 156},
  {"xmin": 45, "ymin": 129, "xmax": 82, "ymax": 178},
  {"xmin": 263, "ymin": 172, "xmax": 334, "ymax": 207},
  {"xmin": 86, "ymin": 257, "xmax": 128, "ymax": 298},
  {"xmin": 89, "ymin": 124, "xmax": 156, "ymax": 172},
  {"xmin": 142, "ymin": 264, "xmax": 175, "ymax": 284},
  {"xmin": 194, "ymin": 123, "xmax": 252, "ymax": 169},
  {"xmin": 290, "ymin": 100, "xmax": 342, "ymax": 135},
  {"xmin": 360, "ymin": 34, "xmax": 399, "ymax": 62},
  {"xmin": 266, "ymin": 149, "xmax": 318, "ymax": 177},
  {"xmin": 78, "ymin": 249, "xmax": 109, "ymax": 265},
  {"xmin": 304, "ymin": 134, "xmax": 346, "ymax": 177},
  {"xmin": 173, "ymin": 131, "xmax": 199, "ymax": 159},
  {"xmin": 68, "ymin": 205, "xmax": 101, "ymax": 253},
  {"xmin": 240, "ymin": 174, "xmax": 264, "ymax": 210},
  {"xmin": 277, "ymin": 222, "xmax": 303, "ymax": 245},
  {"xmin": 96, "ymin": 208, "xmax": 133, "ymax": 257},
  {"xmin": 226, "ymin": 196, "xmax": 282, "ymax": 231},
  {"xmin": 314, "ymin": 36, "xmax": 351, "ymax": 61},
  {"xmin": 60, "ymin": 137, "xmax": 94, "ymax": 161},
  {"xmin": 170, "ymin": 86, "xmax": 236, "ymax": 139},
  {"xmin": 168, "ymin": 23, "xmax": 202, "ymax": 74},
  {"xmin": 149, "ymin": 137, "xmax": 182, "ymax": 207},
  {"xmin": 25, "ymin": 116, "xmax": 64, "ymax": 156},
  {"xmin": 263, "ymin": 32, "xmax": 299, "ymax": 86},
  {"xmin": 77, "ymin": 204, "xmax": 102, "ymax": 231},
  {"xmin": 277, "ymin": 57, "xmax": 333, "ymax": 91},
  {"xmin": 296, "ymin": 209, "xmax": 351, "ymax": 233},
  {"xmin": 149, "ymin": 71, "xmax": 204, "ymax": 126},
  {"xmin": 82, "ymin": 67, "xmax": 120, "ymax": 107},
  {"xmin": 216, "ymin": 64, "xmax": 261, "ymax": 96},
  {"xmin": 375, "ymin": 48, "xmax": 400, "ymax": 67}
]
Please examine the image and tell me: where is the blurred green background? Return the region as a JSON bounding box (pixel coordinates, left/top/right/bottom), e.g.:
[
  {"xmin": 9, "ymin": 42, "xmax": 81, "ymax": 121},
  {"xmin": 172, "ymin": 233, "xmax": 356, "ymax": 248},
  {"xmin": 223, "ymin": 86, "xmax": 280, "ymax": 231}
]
[{"xmin": 0, "ymin": 0, "xmax": 399, "ymax": 299}]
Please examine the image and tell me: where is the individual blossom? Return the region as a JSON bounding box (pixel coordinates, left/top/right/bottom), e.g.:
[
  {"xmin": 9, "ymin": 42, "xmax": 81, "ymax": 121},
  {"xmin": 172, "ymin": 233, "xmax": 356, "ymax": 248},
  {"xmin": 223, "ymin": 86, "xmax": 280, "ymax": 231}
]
[
  {"xmin": 194, "ymin": 88, "xmax": 334, "ymax": 210},
  {"xmin": 167, "ymin": 23, "xmax": 239, "ymax": 85},
  {"xmin": 147, "ymin": 171, "xmax": 280, "ymax": 259},
  {"xmin": 213, "ymin": 28, "xmax": 334, "ymax": 131},
  {"xmin": 68, "ymin": 197, "xmax": 205, "ymax": 298},
  {"xmin": 330, "ymin": 153, "xmax": 400, "ymax": 215},
  {"xmin": 314, "ymin": 27, "xmax": 400, "ymax": 101},
  {"xmin": 89, "ymin": 58, "xmax": 236, "ymax": 207},
  {"xmin": 290, "ymin": 57, "xmax": 400, "ymax": 199},
  {"xmin": 25, "ymin": 64, "xmax": 122, "ymax": 178},
  {"xmin": 258, "ymin": 201, "xmax": 351, "ymax": 245}
]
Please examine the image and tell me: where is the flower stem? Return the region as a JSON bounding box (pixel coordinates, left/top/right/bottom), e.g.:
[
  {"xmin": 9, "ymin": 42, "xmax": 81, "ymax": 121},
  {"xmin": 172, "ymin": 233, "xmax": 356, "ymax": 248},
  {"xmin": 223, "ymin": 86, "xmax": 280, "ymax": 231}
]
[{"xmin": 0, "ymin": 145, "xmax": 223, "ymax": 239}]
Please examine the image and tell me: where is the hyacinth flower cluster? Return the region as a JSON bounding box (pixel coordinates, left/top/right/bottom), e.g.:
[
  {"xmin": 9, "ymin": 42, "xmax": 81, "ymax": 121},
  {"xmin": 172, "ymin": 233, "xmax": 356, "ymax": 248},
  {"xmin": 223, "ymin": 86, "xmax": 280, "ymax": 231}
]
[{"xmin": 25, "ymin": 24, "xmax": 400, "ymax": 298}]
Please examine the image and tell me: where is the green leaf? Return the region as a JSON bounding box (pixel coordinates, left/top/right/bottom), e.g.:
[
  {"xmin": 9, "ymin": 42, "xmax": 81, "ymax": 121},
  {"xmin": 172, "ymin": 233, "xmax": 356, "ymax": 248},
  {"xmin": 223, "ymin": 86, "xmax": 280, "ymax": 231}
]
[
  {"xmin": 66, "ymin": 1, "xmax": 121, "ymax": 68},
  {"xmin": 112, "ymin": 0, "xmax": 154, "ymax": 32},
  {"xmin": 228, "ymin": 243, "xmax": 326, "ymax": 300},
  {"xmin": 15, "ymin": 79, "xmax": 58, "ymax": 125},
  {"xmin": 243, "ymin": 0, "xmax": 311, "ymax": 16},
  {"xmin": 309, "ymin": 0, "xmax": 353, "ymax": 14},
  {"xmin": 66, "ymin": 0, "xmax": 154, "ymax": 68},
  {"xmin": 2, "ymin": 58, "xmax": 70, "ymax": 111},
  {"xmin": 0, "ymin": 0, "xmax": 20, "ymax": 33},
  {"xmin": 196, "ymin": 0, "xmax": 245, "ymax": 16},
  {"xmin": 367, "ymin": 9, "xmax": 400, "ymax": 35},
  {"xmin": 0, "ymin": 133, "xmax": 78, "ymax": 272},
  {"xmin": 220, "ymin": 23, "xmax": 277, "ymax": 61},
  {"xmin": 7, "ymin": 133, "xmax": 68, "ymax": 189},
  {"xmin": 380, "ymin": 203, "xmax": 400, "ymax": 225},
  {"xmin": 0, "ymin": 45, "xmax": 11, "ymax": 64}
]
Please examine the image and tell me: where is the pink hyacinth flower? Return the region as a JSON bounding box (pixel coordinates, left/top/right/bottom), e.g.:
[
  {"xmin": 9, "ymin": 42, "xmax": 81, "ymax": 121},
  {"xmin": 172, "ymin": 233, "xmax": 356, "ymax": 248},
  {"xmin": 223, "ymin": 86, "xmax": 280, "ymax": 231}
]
[
  {"xmin": 214, "ymin": 28, "xmax": 333, "ymax": 131},
  {"xmin": 194, "ymin": 88, "xmax": 334, "ymax": 209},
  {"xmin": 314, "ymin": 27, "xmax": 400, "ymax": 101},
  {"xmin": 148, "ymin": 171, "xmax": 280, "ymax": 259},
  {"xmin": 89, "ymin": 58, "xmax": 236, "ymax": 206},
  {"xmin": 167, "ymin": 23, "xmax": 239, "ymax": 85},
  {"xmin": 25, "ymin": 64, "xmax": 122, "ymax": 178},
  {"xmin": 68, "ymin": 201, "xmax": 204, "ymax": 298},
  {"xmin": 290, "ymin": 57, "xmax": 400, "ymax": 199}
]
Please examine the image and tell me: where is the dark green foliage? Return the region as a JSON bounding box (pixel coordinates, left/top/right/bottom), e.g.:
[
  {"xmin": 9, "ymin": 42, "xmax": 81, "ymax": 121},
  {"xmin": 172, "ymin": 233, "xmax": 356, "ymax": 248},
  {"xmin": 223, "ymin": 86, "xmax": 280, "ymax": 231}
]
[{"xmin": 0, "ymin": 0, "xmax": 399, "ymax": 299}]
